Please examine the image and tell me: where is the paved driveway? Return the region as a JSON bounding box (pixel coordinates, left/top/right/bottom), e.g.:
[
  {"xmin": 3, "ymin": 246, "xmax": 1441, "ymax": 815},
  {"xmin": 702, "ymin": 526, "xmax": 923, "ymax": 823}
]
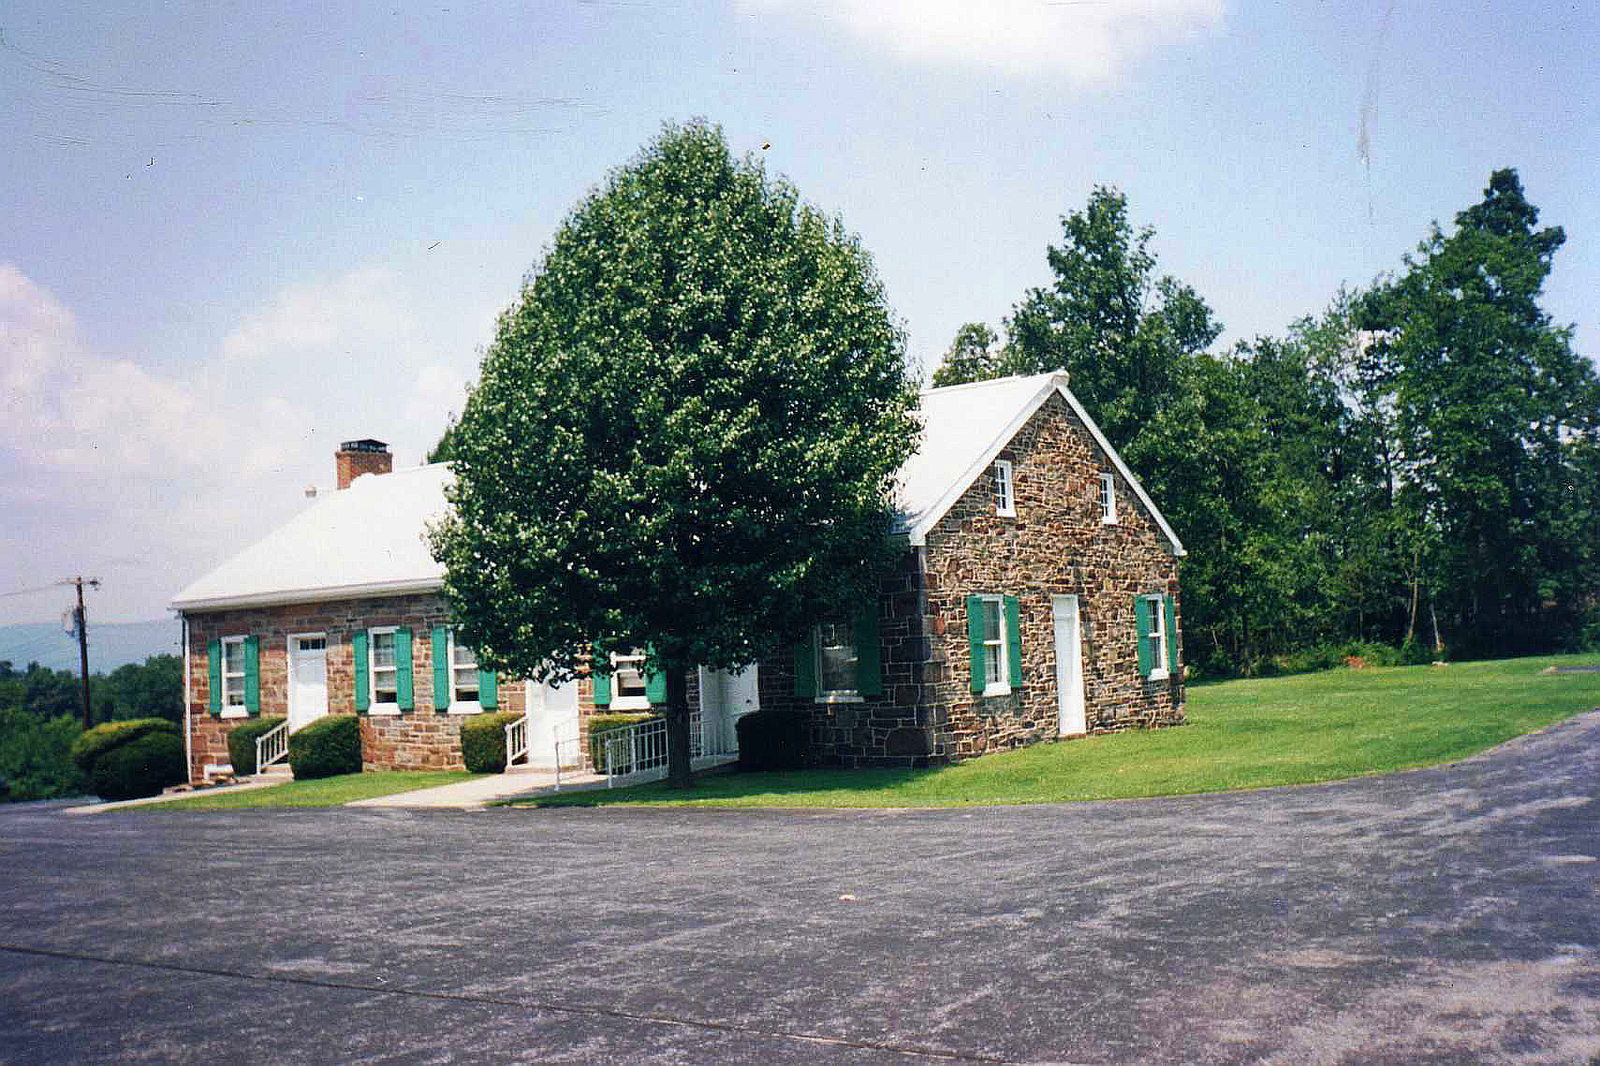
[{"xmin": 2, "ymin": 711, "xmax": 1598, "ymax": 1065}]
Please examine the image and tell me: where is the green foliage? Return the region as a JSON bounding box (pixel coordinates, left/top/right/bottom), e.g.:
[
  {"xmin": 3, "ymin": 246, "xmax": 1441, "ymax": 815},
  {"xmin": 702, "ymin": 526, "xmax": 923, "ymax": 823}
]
[
  {"xmin": 0, "ymin": 708, "xmax": 86, "ymax": 802},
  {"xmin": 288, "ymin": 715, "xmax": 361, "ymax": 780},
  {"xmin": 460, "ymin": 711, "xmax": 522, "ymax": 773},
  {"xmin": 930, "ymin": 322, "xmax": 1005, "ymax": 387},
  {"xmin": 587, "ymin": 713, "xmax": 656, "ymax": 772},
  {"xmin": 226, "ymin": 717, "xmax": 286, "ymax": 776},
  {"xmin": 70, "ymin": 718, "xmax": 177, "ymax": 773},
  {"xmin": 1358, "ymin": 169, "xmax": 1600, "ymax": 658},
  {"xmin": 87, "ymin": 730, "xmax": 184, "ymax": 801},
  {"xmin": 429, "ymin": 120, "xmax": 920, "ymax": 703},
  {"xmin": 0, "ymin": 661, "xmax": 81, "ymax": 723},
  {"xmin": 101, "ymin": 655, "xmax": 182, "ymax": 723},
  {"xmin": 735, "ymin": 709, "xmax": 809, "ymax": 770}
]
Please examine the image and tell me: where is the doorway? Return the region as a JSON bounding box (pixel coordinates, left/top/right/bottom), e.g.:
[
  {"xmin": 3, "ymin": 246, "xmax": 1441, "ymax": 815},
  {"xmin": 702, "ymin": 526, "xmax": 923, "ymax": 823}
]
[
  {"xmin": 287, "ymin": 634, "xmax": 329, "ymax": 733},
  {"xmin": 1052, "ymin": 597, "xmax": 1086, "ymax": 736}
]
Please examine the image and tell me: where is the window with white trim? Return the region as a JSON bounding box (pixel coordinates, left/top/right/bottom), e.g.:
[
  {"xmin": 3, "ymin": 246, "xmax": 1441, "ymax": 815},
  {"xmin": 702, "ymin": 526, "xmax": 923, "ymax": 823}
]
[
  {"xmin": 1146, "ymin": 594, "xmax": 1169, "ymax": 680},
  {"xmin": 816, "ymin": 621, "xmax": 858, "ymax": 698},
  {"xmin": 221, "ymin": 636, "xmax": 247, "ymax": 711},
  {"xmin": 981, "ymin": 595, "xmax": 1006, "ymax": 694},
  {"xmin": 611, "ymin": 649, "xmax": 650, "ymax": 710},
  {"xmin": 993, "ymin": 460, "xmax": 1015, "ymax": 517},
  {"xmin": 1100, "ymin": 472, "xmax": 1118, "ymax": 524},
  {"xmin": 450, "ymin": 634, "xmax": 480, "ymax": 707},
  {"xmin": 370, "ymin": 627, "xmax": 398, "ymax": 706}
]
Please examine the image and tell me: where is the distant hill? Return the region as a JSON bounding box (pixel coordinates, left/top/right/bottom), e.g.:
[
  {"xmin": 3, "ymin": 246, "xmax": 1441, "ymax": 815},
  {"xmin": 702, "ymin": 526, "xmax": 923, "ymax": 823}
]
[{"xmin": 0, "ymin": 619, "xmax": 181, "ymax": 674}]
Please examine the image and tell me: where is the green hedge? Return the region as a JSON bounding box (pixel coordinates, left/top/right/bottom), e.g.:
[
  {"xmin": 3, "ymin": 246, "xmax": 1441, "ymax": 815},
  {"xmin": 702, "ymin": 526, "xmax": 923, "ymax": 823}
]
[
  {"xmin": 226, "ymin": 717, "xmax": 287, "ymax": 776},
  {"xmin": 69, "ymin": 718, "xmax": 177, "ymax": 773},
  {"xmin": 88, "ymin": 730, "xmax": 185, "ymax": 801},
  {"xmin": 587, "ymin": 713, "xmax": 656, "ymax": 773},
  {"xmin": 736, "ymin": 710, "xmax": 810, "ymax": 771},
  {"xmin": 460, "ymin": 711, "xmax": 522, "ymax": 773},
  {"xmin": 288, "ymin": 715, "xmax": 361, "ymax": 780}
]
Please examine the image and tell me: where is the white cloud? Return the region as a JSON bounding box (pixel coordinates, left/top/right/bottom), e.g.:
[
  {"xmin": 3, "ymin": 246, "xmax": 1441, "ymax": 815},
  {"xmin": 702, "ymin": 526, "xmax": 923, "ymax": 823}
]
[
  {"xmin": 741, "ymin": 0, "xmax": 1224, "ymax": 81},
  {"xmin": 0, "ymin": 264, "xmax": 479, "ymax": 623}
]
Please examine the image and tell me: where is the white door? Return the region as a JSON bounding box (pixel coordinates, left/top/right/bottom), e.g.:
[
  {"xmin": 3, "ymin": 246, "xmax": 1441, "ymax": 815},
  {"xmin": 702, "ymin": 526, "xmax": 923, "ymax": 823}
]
[
  {"xmin": 288, "ymin": 635, "xmax": 329, "ymax": 733},
  {"xmin": 698, "ymin": 665, "xmax": 759, "ymax": 755},
  {"xmin": 1052, "ymin": 596, "xmax": 1086, "ymax": 736},
  {"xmin": 526, "ymin": 680, "xmax": 580, "ymax": 769}
]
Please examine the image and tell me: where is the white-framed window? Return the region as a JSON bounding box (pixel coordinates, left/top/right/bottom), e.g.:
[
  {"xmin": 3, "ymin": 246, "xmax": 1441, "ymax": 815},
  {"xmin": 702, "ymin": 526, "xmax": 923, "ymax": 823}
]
[
  {"xmin": 369, "ymin": 626, "xmax": 399, "ymax": 711},
  {"xmin": 221, "ymin": 635, "xmax": 247, "ymax": 716},
  {"xmin": 980, "ymin": 595, "xmax": 1008, "ymax": 696},
  {"xmin": 993, "ymin": 460, "xmax": 1015, "ymax": 517},
  {"xmin": 1146, "ymin": 594, "xmax": 1169, "ymax": 680},
  {"xmin": 611, "ymin": 649, "xmax": 651, "ymax": 710},
  {"xmin": 816, "ymin": 621, "xmax": 859, "ymax": 700},
  {"xmin": 449, "ymin": 633, "xmax": 481, "ymax": 712},
  {"xmin": 1100, "ymin": 472, "xmax": 1118, "ymax": 524}
]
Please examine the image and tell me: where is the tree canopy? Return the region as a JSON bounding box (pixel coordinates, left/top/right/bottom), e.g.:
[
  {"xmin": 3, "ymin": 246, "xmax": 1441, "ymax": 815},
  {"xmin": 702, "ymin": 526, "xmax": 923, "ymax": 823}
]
[
  {"xmin": 429, "ymin": 120, "xmax": 919, "ymax": 784},
  {"xmin": 931, "ymin": 170, "xmax": 1599, "ymax": 673}
]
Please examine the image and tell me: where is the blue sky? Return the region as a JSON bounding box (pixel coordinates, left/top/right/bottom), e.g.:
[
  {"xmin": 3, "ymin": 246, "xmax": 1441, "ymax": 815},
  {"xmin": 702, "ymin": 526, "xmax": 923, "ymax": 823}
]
[{"xmin": 2, "ymin": 0, "xmax": 1596, "ymax": 625}]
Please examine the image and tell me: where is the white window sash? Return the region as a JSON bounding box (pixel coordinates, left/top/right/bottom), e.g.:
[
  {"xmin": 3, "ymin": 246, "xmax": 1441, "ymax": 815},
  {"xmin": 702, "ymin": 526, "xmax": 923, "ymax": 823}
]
[
  {"xmin": 368, "ymin": 627, "xmax": 400, "ymax": 712},
  {"xmin": 994, "ymin": 460, "xmax": 1015, "ymax": 517}
]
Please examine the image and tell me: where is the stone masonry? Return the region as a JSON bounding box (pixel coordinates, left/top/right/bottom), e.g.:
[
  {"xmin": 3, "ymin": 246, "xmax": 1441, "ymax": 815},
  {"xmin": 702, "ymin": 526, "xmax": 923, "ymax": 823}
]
[
  {"xmin": 183, "ymin": 593, "xmax": 527, "ymax": 780},
  {"xmin": 757, "ymin": 391, "xmax": 1184, "ymax": 768}
]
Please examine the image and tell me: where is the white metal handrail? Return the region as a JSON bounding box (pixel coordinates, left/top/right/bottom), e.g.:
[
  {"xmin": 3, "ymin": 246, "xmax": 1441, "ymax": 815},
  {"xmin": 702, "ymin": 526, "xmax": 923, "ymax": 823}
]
[
  {"xmin": 255, "ymin": 721, "xmax": 289, "ymax": 773},
  {"xmin": 603, "ymin": 718, "xmax": 669, "ymax": 786},
  {"xmin": 504, "ymin": 714, "xmax": 529, "ymax": 769}
]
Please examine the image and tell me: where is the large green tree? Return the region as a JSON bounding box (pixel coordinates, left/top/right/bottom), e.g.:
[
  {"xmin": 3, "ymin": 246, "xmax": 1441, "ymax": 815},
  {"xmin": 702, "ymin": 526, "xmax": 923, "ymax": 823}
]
[
  {"xmin": 1359, "ymin": 169, "xmax": 1600, "ymax": 656},
  {"xmin": 429, "ymin": 121, "xmax": 919, "ymax": 787}
]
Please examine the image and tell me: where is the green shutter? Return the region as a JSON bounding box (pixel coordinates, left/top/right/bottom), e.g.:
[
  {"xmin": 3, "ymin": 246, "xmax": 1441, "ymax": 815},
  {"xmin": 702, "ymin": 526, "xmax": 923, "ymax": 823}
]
[
  {"xmin": 353, "ymin": 630, "xmax": 370, "ymax": 713},
  {"xmin": 643, "ymin": 644, "xmax": 667, "ymax": 705},
  {"xmin": 854, "ymin": 600, "xmax": 883, "ymax": 698},
  {"xmin": 966, "ymin": 595, "xmax": 986, "ymax": 694},
  {"xmin": 1164, "ymin": 594, "xmax": 1179, "ymax": 674},
  {"xmin": 1004, "ymin": 595, "xmax": 1023, "ymax": 689},
  {"xmin": 591, "ymin": 645, "xmax": 612, "ymax": 708},
  {"xmin": 1134, "ymin": 596, "xmax": 1154, "ymax": 678},
  {"xmin": 645, "ymin": 668, "xmax": 667, "ymax": 705},
  {"xmin": 432, "ymin": 627, "xmax": 450, "ymax": 711},
  {"xmin": 207, "ymin": 639, "xmax": 221, "ymax": 716},
  {"xmin": 395, "ymin": 627, "xmax": 413, "ymax": 710},
  {"xmin": 243, "ymin": 636, "xmax": 261, "ymax": 715},
  {"xmin": 793, "ymin": 630, "xmax": 818, "ymax": 698},
  {"xmin": 479, "ymin": 668, "xmax": 498, "ymax": 709}
]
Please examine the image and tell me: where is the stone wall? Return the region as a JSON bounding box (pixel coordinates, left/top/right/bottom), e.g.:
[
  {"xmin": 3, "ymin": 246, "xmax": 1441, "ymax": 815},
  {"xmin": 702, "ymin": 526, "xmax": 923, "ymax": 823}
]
[
  {"xmin": 922, "ymin": 391, "xmax": 1184, "ymax": 758},
  {"xmin": 182, "ymin": 593, "xmax": 526, "ymax": 781},
  {"xmin": 754, "ymin": 551, "xmax": 935, "ymax": 768},
  {"xmin": 754, "ymin": 390, "xmax": 1184, "ymax": 767}
]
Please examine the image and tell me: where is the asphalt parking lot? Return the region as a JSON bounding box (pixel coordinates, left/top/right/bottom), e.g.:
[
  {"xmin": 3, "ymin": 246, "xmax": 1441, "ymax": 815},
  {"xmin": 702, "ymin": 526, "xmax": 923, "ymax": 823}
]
[{"xmin": 2, "ymin": 711, "xmax": 1598, "ymax": 1065}]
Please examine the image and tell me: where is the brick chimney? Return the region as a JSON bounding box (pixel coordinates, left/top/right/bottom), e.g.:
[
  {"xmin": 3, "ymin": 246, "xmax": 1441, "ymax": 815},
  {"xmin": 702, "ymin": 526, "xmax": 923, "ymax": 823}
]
[{"xmin": 336, "ymin": 439, "xmax": 392, "ymax": 489}]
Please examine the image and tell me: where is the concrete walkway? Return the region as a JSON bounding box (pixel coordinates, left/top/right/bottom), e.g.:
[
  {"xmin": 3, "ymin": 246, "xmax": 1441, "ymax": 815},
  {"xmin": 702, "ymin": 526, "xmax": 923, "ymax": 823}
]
[{"xmin": 345, "ymin": 765, "xmax": 607, "ymax": 808}]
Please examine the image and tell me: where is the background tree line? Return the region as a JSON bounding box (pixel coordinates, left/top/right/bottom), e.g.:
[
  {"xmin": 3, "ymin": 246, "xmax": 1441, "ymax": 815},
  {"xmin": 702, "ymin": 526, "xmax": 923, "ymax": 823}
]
[
  {"xmin": 0, "ymin": 655, "xmax": 181, "ymax": 801},
  {"xmin": 933, "ymin": 169, "xmax": 1600, "ymax": 676}
]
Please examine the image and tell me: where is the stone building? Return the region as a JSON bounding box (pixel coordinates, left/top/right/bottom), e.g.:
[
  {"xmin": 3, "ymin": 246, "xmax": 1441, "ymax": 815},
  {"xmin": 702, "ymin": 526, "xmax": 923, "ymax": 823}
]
[{"xmin": 170, "ymin": 373, "xmax": 1184, "ymax": 781}]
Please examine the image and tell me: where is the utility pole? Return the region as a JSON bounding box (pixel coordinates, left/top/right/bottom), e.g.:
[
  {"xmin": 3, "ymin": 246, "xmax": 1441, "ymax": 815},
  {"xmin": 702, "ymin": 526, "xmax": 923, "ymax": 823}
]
[{"xmin": 66, "ymin": 576, "xmax": 101, "ymax": 730}]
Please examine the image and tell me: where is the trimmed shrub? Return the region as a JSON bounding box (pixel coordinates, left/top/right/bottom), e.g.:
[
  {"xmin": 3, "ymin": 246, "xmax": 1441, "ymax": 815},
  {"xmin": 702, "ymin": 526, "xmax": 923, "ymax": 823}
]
[
  {"xmin": 736, "ymin": 710, "xmax": 809, "ymax": 771},
  {"xmin": 70, "ymin": 718, "xmax": 177, "ymax": 774},
  {"xmin": 586, "ymin": 713, "xmax": 656, "ymax": 773},
  {"xmin": 288, "ymin": 714, "xmax": 361, "ymax": 780},
  {"xmin": 226, "ymin": 717, "xmax": 287, "ymax": 776},
  {"xmin": 461, "ymin": 711, "xmax": 522, "ymax": 773},
  {"xmin": 87, "ymin": 730, "xmax": 185, "ymax": 800}
]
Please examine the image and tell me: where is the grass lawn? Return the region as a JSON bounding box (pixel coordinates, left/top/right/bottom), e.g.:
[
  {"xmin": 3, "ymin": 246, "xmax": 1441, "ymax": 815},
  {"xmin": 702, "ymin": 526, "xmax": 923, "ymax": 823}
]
[
  {"xmin": 523, "ymin": 653, "xmax": 1600, "ymax": 809},
  {"xmin": 152, "ymin": 771, "xmax": 487, "ymax": 810}
]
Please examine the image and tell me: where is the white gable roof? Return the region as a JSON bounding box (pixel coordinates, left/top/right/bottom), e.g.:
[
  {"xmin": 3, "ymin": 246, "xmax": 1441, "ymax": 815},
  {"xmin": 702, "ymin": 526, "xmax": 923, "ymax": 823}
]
[
  {"xmin": 170, "ymin": 464, "xmax": 452, "ymax": 611},
  {"xmin": 172, "ymin": 374, "xmax": 1183, "ymax": 611},
  {"xmin": 896, "ymin": 372, "xmax": 1185, "ymax": 555}
]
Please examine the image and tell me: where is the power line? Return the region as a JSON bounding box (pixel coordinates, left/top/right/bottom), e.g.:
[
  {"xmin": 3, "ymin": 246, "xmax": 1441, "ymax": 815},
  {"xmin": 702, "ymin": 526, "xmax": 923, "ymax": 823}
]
[{"xmin": 0, "ymin": 581, "xmax": 72, "ymax": 600}]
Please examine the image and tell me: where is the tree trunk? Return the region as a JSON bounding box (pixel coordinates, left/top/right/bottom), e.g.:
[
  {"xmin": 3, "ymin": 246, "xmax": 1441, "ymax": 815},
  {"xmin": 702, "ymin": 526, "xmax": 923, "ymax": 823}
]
[{"xmin": 664, "ymin": 664, "xmax": 694, "ymax": 790}]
